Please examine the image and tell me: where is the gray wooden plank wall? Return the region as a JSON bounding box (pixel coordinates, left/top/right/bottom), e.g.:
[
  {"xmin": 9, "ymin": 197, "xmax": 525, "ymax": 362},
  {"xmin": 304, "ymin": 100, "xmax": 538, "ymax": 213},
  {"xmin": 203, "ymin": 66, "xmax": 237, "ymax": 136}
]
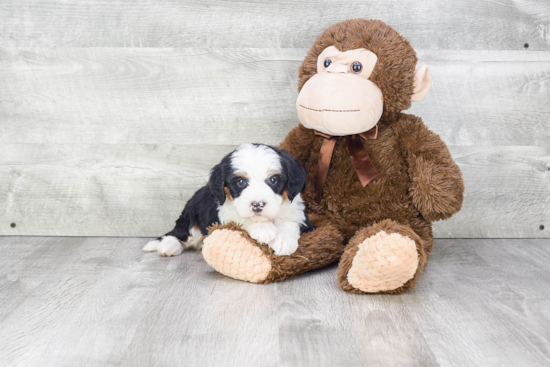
[{"xmin": 0, "ymin": 1, "xmax": 549, "ymax": 237}]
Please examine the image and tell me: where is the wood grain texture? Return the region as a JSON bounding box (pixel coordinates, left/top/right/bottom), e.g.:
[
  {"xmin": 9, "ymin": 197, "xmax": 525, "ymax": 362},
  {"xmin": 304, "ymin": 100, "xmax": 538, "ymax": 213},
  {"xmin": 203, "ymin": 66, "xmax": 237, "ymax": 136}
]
[
  {"xmin": 1, "ymin": 144, "xmax": 548, "ymax": 238},
  {"xmin": 1, "ymin": 0, "xmax": 550, "ymax": 50},
  {"xmin": 441, "ymin": 145, "xmax": 550, "ymax": 238},
  {"xmin": 0, "ymin": 144, "xmax": 235, "ymax": 236},
  {"xmin": 120, "ymin": 247, "xmax": 280, "ymax": 366},
  {"xmin": 0, "ymin": 237, "xmax": 549, "ymax": 366},
  {"xmin": 276, "ymin": 268, "xmax": 439, "ymax": 366},
  {"xmin": 1, "ymin": 48, "xmax": 549, "ymax": 147},
  {"xmin": 0, "ymin": 47, "xmax": 301, "ymax": 146},
  {"xmin": 0, "ymin": 237, "xmax": 169, "ymax": 367},
  {"xmin": 405, "ymin": 238, "xmax": 550, "ymax": 366},
  {"xmin": 1, "ymin": 48, "xmax": 549, "ymax": 237},
  {"xmin": 410, "ymin": 50, "xmax": 550, "ymax": 147}
]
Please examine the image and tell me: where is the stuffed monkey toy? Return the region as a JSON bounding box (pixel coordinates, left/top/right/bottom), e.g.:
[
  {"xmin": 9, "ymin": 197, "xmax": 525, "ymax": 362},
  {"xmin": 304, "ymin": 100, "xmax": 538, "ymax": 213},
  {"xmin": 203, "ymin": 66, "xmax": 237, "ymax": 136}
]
[{"xmin": 202, "ymin": 19, "xmax": 464, "ymax": 294}]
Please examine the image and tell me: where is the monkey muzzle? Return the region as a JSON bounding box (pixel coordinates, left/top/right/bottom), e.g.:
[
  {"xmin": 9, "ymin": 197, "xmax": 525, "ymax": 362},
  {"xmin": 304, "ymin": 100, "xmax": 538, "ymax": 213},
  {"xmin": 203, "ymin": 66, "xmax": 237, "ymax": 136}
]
[{"xmin": 296, "ymin": 72, "xmax": 384, "ymax": 136}]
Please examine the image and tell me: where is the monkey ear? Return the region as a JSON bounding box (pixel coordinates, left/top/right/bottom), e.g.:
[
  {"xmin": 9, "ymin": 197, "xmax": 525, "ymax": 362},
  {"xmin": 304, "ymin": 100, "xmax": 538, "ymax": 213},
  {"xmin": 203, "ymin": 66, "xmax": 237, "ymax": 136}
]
[{"xmin": 411, "ymin": 65, "xmax": 432, "ymax": 102}]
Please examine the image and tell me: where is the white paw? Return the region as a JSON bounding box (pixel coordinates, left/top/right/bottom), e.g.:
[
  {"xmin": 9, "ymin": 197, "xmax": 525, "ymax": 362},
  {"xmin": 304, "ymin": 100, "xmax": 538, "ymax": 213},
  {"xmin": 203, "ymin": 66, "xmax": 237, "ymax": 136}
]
[
  {"xmin": 247, "ymin": 222, "xmax": 277, "ymax": 245},
  {"xmin": 157, "ymin": 236, "xmax": 183, "ymax": 257},
  {"xmin": 269, "ymin": 233, "xmax": 299, "ymax": 256},
  {"xmin": 143, "ymin": 239, "xmax": 160, "ymax": 252}
]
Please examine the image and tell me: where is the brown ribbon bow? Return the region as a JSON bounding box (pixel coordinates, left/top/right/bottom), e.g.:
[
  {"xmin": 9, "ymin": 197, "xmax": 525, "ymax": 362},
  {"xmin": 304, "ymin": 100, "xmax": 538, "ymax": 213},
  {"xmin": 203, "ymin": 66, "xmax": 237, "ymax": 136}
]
[{"xmin": 314, "ymin": 125, "xmax": 379, "ymax": 200}]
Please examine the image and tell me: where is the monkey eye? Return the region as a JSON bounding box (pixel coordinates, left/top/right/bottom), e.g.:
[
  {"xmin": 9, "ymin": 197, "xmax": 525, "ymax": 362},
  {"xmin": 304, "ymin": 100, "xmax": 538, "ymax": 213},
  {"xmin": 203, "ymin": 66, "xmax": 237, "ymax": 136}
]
[
  {"xmin": 351, "ymin": 61, "xmax": 363, "ymax": 73},
  {"xmin": 324, "ymin": 59, "xmax": 332, "ymax": 68}
]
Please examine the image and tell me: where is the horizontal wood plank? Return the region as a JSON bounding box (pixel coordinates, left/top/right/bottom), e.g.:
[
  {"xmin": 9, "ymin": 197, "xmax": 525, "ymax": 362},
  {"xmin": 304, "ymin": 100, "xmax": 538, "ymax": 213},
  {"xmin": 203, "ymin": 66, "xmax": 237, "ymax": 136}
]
[
  {"xmin": 0, "ymin": 47, "xmax": 302, "ymax": 146},
  {"xmin": 1, "ymin": 0, "xmax": 549, "ymax": 50},
  {"xmin": 1, "ymin": 48, "xmax": 549, "ymax": 147},
  {"xmin": 1, "ymin": 144, "xmax": 548, "ymax": 237},
  {"xmin": 440, "ymin": 145, "xmax": 550, "ymax": 238},
  {"xmin": 410, "ymin": 50, "xmax": 550, "ymax": 147},
  {"xmin": 0, "ymin": 144, "xmax": 234, "ymax": 236}
]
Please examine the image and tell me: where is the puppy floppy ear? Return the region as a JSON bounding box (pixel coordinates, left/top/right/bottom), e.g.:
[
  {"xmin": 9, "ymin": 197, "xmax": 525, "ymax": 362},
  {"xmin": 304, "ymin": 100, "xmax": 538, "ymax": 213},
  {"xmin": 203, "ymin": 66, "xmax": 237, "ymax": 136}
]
[
  {"xmin": 208, "ymin": 162, "xmax": 226, "ymax": 205},
  {"xmin": 277, "ymin": 148, "xmax": 306, "ymax": 202}
]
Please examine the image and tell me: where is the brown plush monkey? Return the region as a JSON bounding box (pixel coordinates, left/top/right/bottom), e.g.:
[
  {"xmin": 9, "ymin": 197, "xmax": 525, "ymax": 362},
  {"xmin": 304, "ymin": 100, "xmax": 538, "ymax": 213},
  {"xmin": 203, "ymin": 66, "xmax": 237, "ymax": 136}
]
[{"xmin": 202, "ymin": 19, "xmax": 464, "ymax": 294}]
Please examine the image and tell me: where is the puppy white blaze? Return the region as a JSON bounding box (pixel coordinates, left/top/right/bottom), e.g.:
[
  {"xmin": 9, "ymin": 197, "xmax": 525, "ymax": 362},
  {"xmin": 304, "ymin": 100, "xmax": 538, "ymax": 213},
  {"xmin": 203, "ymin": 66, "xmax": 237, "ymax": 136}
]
[
  {"xmin": 229, "ymin": 144, "xmax": 284, "ymax": 220},
  {"xmin": 216, "ymin": 143, "xmax": 307, "ymax": 255}
]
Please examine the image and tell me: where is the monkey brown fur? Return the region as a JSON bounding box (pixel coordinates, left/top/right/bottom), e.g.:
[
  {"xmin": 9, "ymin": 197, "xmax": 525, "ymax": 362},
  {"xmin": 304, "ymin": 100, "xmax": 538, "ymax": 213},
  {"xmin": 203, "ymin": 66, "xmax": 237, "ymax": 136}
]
[{"xmin": 202, "ymin": 19, "xmax": 464, "ymax": 294}]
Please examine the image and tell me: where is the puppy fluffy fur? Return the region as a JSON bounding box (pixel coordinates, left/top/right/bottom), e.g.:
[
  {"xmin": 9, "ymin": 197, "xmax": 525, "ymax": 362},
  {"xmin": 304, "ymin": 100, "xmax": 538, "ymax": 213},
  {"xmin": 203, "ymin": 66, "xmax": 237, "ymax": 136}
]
[{"xmin": 144, "ymin": 144, "xmax": 314, "ymax": 257}]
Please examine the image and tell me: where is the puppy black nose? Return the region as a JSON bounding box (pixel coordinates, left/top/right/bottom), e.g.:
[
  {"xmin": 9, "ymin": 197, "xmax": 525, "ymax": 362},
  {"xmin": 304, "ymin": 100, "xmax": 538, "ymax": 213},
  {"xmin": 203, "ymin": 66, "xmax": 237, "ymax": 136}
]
[{"xmin": 251, "ymin": 201, "xmax": 265, "ymax": 212}]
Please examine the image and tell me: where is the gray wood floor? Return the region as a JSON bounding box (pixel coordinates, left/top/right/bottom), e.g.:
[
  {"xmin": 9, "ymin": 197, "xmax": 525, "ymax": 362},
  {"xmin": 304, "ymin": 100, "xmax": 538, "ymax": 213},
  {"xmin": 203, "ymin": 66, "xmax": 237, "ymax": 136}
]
[{"xmin": 0, "ymin": 237, "xmax": 549, "ymax": 367}]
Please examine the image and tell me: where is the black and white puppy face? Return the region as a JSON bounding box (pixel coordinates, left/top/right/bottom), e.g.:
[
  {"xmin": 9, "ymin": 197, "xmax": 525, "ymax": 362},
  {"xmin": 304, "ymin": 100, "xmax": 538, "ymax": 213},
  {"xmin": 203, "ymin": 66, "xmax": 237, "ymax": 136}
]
[{"xmin": 209, "ymin": 144, "xmax": 306, "ymax": 220}]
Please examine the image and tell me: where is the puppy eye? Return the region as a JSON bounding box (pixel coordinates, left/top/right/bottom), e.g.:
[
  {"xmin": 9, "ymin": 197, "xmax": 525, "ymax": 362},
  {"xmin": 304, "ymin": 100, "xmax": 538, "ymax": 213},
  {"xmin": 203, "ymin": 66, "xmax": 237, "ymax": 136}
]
[
  {"xmin": 324, "ymin": 59, "xmax": 332, "ymax": 68},
  {"xmin": 267, "ymin": 177, "xmax": 278, "ymax": 185},
  {"xmin": 351, "ymin": 61, "xmax": 362, "ymax": 73},
  {"xmin": 237, "ymin": 178, "xmax": 247, "ymax": 187}
]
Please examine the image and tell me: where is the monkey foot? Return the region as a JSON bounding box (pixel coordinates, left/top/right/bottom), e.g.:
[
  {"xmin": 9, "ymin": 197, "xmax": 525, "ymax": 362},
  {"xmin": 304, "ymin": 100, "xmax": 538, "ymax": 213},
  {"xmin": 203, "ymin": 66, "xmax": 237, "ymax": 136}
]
[
  {"xmin": 203, "ymin": 221, "xmax": 345, "ymax": 284},
  {"xmin": 339, "ymin": 228, "xmax": 419, "ymax": 294},
  {"xmin": 202, "ymin": 228, "xmax": 272, "ymax": 283}
]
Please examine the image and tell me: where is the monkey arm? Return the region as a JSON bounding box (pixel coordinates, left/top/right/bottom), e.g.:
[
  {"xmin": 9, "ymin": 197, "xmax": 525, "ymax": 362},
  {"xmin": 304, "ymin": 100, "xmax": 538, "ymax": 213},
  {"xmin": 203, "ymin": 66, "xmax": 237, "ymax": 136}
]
[
  {"xmin": 279, "ymin": 124, "xmax": 317, "ymax": 165},
  {"xmin": 395, "ymin": 114, "xmax": 464, "ymax": 221}
]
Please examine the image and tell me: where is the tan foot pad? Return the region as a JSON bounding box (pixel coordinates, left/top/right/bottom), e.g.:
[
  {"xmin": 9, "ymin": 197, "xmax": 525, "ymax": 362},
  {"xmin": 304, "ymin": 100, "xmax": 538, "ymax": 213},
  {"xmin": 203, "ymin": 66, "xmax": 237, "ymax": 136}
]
[
  {"xmin": 347, "ymin": 231, "xmax": 419, "ymax": 293},
  {"xmin": 202, "ymin": 229, "xmax": 272, "ymax": 283}
]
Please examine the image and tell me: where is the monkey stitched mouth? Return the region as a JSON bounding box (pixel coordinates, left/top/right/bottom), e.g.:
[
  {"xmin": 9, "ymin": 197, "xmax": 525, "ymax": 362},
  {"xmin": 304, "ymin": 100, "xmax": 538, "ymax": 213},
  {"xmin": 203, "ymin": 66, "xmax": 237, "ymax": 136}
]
[{"xmin": 299, "ymin": 104, "xmax": 359, "ymax": 113}]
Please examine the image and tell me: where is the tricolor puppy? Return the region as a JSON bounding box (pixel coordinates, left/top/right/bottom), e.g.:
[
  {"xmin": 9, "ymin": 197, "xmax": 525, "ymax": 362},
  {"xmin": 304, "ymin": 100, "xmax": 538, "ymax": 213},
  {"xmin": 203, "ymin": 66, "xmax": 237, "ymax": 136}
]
[{"xmin": 143, "ymin": 143, "xmax": 314, "ymax": 257}]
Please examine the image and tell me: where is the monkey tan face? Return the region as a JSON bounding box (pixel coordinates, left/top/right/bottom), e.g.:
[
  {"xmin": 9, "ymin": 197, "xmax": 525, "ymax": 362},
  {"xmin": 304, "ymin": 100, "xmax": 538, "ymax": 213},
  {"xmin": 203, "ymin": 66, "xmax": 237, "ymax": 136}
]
[
  {"xmin": 296, "ymin": 46, "xmax": 383, "ymax": 136},
  {"xmin": 296, "ymin": 45, "xmax": 432, "ymax": 136}
]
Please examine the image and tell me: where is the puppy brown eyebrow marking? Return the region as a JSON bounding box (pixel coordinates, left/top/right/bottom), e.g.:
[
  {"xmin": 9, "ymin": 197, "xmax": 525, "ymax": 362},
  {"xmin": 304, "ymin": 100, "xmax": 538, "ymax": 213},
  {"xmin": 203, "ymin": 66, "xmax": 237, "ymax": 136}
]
[
  {"xmin": 299, "ymin": 104, "xmax": 360, "ymax": 112},
  {"xmin": 234, "ymin": 172, "xmax": 248, "ymax": 179}
]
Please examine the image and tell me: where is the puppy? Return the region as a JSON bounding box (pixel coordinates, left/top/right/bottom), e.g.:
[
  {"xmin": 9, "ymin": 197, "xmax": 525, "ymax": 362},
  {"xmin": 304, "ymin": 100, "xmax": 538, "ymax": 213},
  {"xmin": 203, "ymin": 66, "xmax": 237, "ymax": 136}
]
[{"xmin": 143, "ymin": 143, "xmax": 314, "ymax": 257}]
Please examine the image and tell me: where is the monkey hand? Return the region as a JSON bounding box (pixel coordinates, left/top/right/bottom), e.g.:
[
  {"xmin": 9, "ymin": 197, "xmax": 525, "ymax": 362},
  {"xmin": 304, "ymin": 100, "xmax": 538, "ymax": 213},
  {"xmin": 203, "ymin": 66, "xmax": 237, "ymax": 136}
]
[
  {"xmin": 410, "ymin": 161, "xmax": 464, "ymax": 222},
  {"xmin": 396, "ymin": 115, "xmax": 464, "ymax": 222}
]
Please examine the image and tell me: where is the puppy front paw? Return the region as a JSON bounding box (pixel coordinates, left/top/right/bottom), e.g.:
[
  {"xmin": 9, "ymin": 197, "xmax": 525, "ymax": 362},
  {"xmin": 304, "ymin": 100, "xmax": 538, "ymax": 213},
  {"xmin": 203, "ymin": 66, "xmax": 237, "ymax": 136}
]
[
  {"xmin": 247, "ymin": 222, "xmax": 277, "ymax": 245},
  {"xmin": 269, "ymin": 233, "xmax": 299, "ymax": 256},
  {"xmin": 157, "ymin": 236, "xmax": 183, "ymax": 257}
]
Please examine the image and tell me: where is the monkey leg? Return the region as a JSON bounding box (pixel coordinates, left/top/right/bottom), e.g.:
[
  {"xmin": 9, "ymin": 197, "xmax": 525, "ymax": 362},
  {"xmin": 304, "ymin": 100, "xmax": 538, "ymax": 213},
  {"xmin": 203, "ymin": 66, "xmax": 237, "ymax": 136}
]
[
  {"xmin": 337, "ymin": 219, "xmax": 428, "ymax": 295},
  {"xmin": 202, "ymin": 222, "xmax": 345, "ymax": 284}
]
